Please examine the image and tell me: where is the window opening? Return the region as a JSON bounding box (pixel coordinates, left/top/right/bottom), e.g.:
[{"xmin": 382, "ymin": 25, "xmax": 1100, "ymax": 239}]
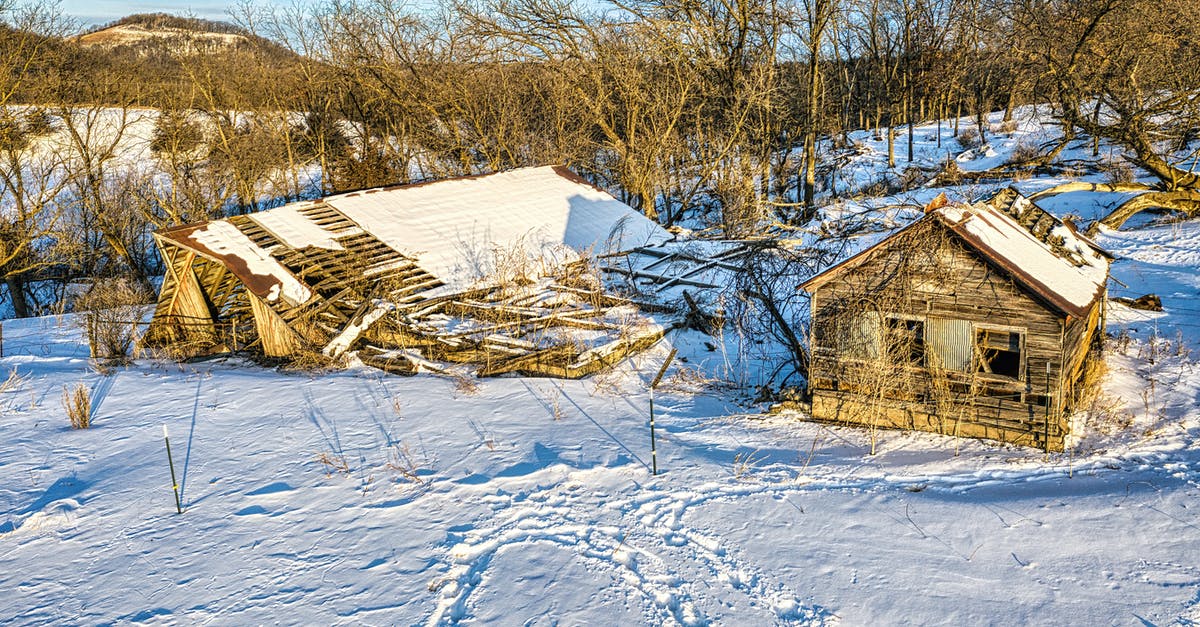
[
  {"xmin": 976, "ymin": 328, "xmax": 1022, "ymax": 379},
  {"xmin": 886, "ymin": 317, "xmax": 925, "ymax": 365}
]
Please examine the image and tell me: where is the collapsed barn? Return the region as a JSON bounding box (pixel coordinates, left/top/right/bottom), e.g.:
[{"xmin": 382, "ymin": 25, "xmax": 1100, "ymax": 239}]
[
  {"xmin": 801, "ymin": 188, "xmax": 1112, "ymax": 451},
  {"xmin": 144, "ymin": 166, "xmax": 674, "ymax": 377}
]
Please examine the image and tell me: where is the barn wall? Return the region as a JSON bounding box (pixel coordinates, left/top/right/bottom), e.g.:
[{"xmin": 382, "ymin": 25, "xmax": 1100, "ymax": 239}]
[
  {"xmin": 807, "ymin": 220, "xmax": 1078, "ymax": 449},
  {"xmin": 1059, "ymin": 297, "xmax": 1106, "ymax": 411},
  {"xmin": 248, "ymin": 292, "xmax": 302, "ymax": 357},
  {"xmin": 146, "ymin": 240, "xmax": 217, "ymax": 346}
]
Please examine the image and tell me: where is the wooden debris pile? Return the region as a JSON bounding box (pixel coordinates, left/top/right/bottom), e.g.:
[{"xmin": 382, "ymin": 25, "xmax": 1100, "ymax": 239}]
[
  {"xmin": 333, "ymin": 241, "xmax": 768, "ymax": 376},
  {"xmin": 345, "ymin": 279, "xmax": 670, "ymax": 378},
  {"xmin": 148, "ymin": 222, "xmax": 669, "ymax": 377},
  {"xmin": 144, "ymin": 166, "xmax": 688, "ymax": 378},
  {"xmin": 147, "ymin": 216, "xmax": 749, "ymax": 379},
  {"xmin": 598, "ymin": 244, "xmax": 752, "ymax": 296}
]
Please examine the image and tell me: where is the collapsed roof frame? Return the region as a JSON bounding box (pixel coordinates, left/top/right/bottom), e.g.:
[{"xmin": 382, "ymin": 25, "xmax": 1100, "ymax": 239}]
[{"xmin": 144, "ymin": 167, "xmax": 671, "ymax": 377}]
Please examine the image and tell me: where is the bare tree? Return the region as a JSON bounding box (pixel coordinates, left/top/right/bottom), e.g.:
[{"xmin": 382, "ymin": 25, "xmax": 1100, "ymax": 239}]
[
  {"xmin": 797, "ymin": 0, "xmax": 838, "ymax": 216},
  {"xmin": 1017, "ymin": 0, "xmax": 1200, "ymax": 191},
  {"xmin": 0, "ymin": 108, "xmax": 77, "ymax": 317},
  {"xmin": 0, "ymin": 3, "xmax": 75, "ymax": 316}
]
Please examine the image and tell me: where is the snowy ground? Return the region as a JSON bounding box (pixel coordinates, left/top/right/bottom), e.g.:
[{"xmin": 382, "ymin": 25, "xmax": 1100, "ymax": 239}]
[{"xmin": 2, "ymin": 109, "xmax": 1200, "ymax": 625}]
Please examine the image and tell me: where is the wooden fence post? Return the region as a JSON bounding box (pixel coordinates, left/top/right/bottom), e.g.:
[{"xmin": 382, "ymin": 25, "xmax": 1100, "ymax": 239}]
[{"xmin": 86, "ymin": 313, "xmax": 97, "ymax": 358}]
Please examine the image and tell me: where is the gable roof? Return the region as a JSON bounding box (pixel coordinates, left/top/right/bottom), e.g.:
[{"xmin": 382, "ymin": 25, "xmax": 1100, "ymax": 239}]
[
  {"xmin": 157, "ymin": 165, "xmax": 671, "ymax": 306},
  {"xmin": 800, "ymin": 191, "xmax": 1111, "ymax": 318}
]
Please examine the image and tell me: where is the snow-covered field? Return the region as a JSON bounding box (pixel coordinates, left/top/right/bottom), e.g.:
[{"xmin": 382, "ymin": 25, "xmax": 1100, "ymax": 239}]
[{"xmin": 2, "ymin": 109, "xmax": 1199, "ymax": 625}]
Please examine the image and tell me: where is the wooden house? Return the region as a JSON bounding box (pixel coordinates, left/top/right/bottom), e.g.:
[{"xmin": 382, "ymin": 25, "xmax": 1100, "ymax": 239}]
[
  {"xmin": 799, "ymin": 188, "xmax": 1112, "ymax": 450},
  {"xmin": 145, "ymin": 166, "xmax": 672, "ymax": 376}
]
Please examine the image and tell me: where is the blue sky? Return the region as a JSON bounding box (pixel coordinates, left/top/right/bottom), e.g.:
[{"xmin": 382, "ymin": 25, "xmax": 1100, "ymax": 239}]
[{"xmin": 60, "ymin": 1, "xmax": 278, "ymax": 27}]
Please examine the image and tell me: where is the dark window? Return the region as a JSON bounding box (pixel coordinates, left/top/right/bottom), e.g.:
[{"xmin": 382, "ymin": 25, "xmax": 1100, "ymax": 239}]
[
  {"xmin": 886, "ymin": 317, "xmax": 925, "ymax": 365},
  {"xmin": 976, "ymin": 328, "xmax": 1022, "ymax": 379}
]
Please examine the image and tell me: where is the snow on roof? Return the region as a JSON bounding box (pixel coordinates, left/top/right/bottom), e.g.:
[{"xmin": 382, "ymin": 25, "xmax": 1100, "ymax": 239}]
[
  {"xmin": 932, "ymin": 200, "xmax": 1109, "ymax": 316},
  {"xmin": 323, "ymin": 165, "xmax": 670, "ymax": 296},
  {"xmin": 166, "ymin": 220, "xmax": 314, "ymax": 307},
  {"xmin": 247, "ymin": 202, "xmax": 350, "ymax": 251},
  {"xmin": 158, "ymin": 166, "xmax": 669, "ymax": 304},
  {"xmin": 801, "ymin": 192, "xmax": 1110, "ymax": 317}
]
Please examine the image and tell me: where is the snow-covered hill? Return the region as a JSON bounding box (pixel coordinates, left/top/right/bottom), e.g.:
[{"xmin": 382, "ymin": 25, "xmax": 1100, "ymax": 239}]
[
  {"xmin": 76, "ymin": 23, "xmax": 248, "ymax": 50},
  {"xmin": 2, "ymin": 108, "xmax": 1199, "ymax": 624}
]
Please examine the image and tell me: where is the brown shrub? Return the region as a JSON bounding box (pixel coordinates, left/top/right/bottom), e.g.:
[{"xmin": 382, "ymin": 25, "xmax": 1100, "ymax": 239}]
[
  {"xmin": 956, "ymin": 128, "xmax": 982, "ymax": 149},
  {"xmin": 1008, "ymin": 140, "xmax": 1041, "ymax": 164},
  {"xmin": 77, "ymin": 279, "xmax": 153, "ymax": 364}
]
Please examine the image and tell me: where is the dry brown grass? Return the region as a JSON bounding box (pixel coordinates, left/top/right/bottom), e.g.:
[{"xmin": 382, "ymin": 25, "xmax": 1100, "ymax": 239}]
[
  {"xmin": 0, "ymin": 367, "xmax": 28, "ymax": 395},
  {"xmin": 283, "ymin": 348, "xmax": 345, "ymax": 373},
  {"xmin": 77, "ymin": 278, "xmax": 153, "ymax": 364},
  {"xmin": 732, "ymin": 449, "xmax": 765, "ymax": 481},
  {"xmin": 1069, "ymin": 355, "xmax": 1133, "ymax": 447},
  {"xmin": 659, "ymin": 365, "xmax": 736, "ymax": 394},
  {"xmin": 0, "ymin": 367, "xmax": 29, "ymax": 414},
  {"xmin": 386, "ymin": 442, "xmax": 425, "ymax": 485},
  {"xmin": 1008, "ymin": 140, "xmax": 1041, "ymax": 165},
  {"xmin": 451, "ymin": 370, "xmax": 481, "ymax": 396},
  {"xmin": 537, "ymin": 385, "xmax": 566, "ymax": 420},
  {"xmin": 1101, "ymin": 158, "xmax": 1136, "ymax": 185},
  {"xmin": 992, "ymin": 119, "xmax": 1019, "ymax": 134},
  {"xmin": 143, "ymin": 341, "xmax": 214, "ymax": 362},
  {"xmin": 62, "ymin": 383, "xmax": 92, "ymax": 429},
  {"xmin": 315, "ymin": 451, "xmax": 350, "ymax": 476}
]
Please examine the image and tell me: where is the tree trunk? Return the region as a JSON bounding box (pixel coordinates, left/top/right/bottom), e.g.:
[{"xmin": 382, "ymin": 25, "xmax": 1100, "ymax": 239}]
[
  {"xmin": 1095, "ymin": 189, "xmax": 1200, "ymax": 231},
  {"xmin": 803, "ymin": 132, "xmax": 817, "ymax": 214},
  {"xmin": 906, "ymin": 92, "xmax": 915, "ymax": 163},
  {"xmin": 937, "ymin": 98, "xmax": 943, "ymax": 148},
  {"xmin": 640, "ymin": 189, "xmax": 659, "ymax": 222},
  {"xmin": 1058, "ymin": 94, "xmax": 1200, "ymax": 190},
  {"xmin": 6, "ymin": 275, "xmax": 29, "ymax": 319},
  {"xmin": 802, "ymin": 39, "xmax": 823, "ymax": 217},
  {"xmin": 887, "ymin": 124, "xmax": 895, "ymax": 169}
]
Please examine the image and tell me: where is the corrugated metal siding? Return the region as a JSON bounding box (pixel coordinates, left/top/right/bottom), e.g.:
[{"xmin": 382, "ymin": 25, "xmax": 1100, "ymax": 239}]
[
  {"xmin": 843, "ymin": 311, "xmax": 881, "ymax": 360},
  {"xmin": 927, "ymin": 317, "xmax": 972, "ymax": 371}
]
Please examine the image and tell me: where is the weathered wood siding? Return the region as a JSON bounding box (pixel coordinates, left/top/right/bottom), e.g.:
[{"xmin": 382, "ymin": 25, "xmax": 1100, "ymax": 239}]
[
  {"xmin": 248, "ymin": 292, "xmax": 302, "ymax": 357},
  {"xmin": 807, "ymin": 220, "xmax": 1083, "ymax": 450},
  {"xmin": 1059, "ymin": 297, "xmax": 1105, "ymax": 410},
  {"xmin": 146, "ymin": 240, "xmax": 216, "ymax": 346}
]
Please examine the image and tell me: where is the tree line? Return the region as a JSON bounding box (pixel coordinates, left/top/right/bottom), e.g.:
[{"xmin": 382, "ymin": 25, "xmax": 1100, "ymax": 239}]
[{"xmin": 0, "ymin": 0, "xmax": 1197, "ymax": 317}]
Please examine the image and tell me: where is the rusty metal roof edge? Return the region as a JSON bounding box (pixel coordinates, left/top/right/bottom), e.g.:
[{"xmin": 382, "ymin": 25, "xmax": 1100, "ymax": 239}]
[
  {"xmin": 156, "ymin": 220, "xmax": 312, "ymax": 310},
  {"xmin": 800, "ymin": 208, "xmax": 1105, "ymax": 319}
]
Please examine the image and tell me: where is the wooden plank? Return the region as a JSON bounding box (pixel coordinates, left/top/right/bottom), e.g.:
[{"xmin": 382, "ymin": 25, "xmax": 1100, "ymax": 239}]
[
  {"xmin": 600, "ymin": 266, "xmax": 720, "ymax": 289},
  {"xmin": 549, "ymin": 284, "xmax": 676, "ymax": 313},
  {"xmin": 172, "ymin": 253, "xmax": 215, "ymax": 325},
  {"xmin": 476, "ymin": 344, "xmax": 580, "ymax": 377},
  {"xmin": 160, "ymin": 244, "xmax": 191, "ymax": 320},
  {"xmin": 248, "ymin": 291, "xmax": 301, "ymax": 357},
  {"xmin": 563, "ymin": 328, "xmax": 666, "ymax": 378},
  {"xmin": 810, "ymin": 390, "xmax": 1065, "ymax": 451}
]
